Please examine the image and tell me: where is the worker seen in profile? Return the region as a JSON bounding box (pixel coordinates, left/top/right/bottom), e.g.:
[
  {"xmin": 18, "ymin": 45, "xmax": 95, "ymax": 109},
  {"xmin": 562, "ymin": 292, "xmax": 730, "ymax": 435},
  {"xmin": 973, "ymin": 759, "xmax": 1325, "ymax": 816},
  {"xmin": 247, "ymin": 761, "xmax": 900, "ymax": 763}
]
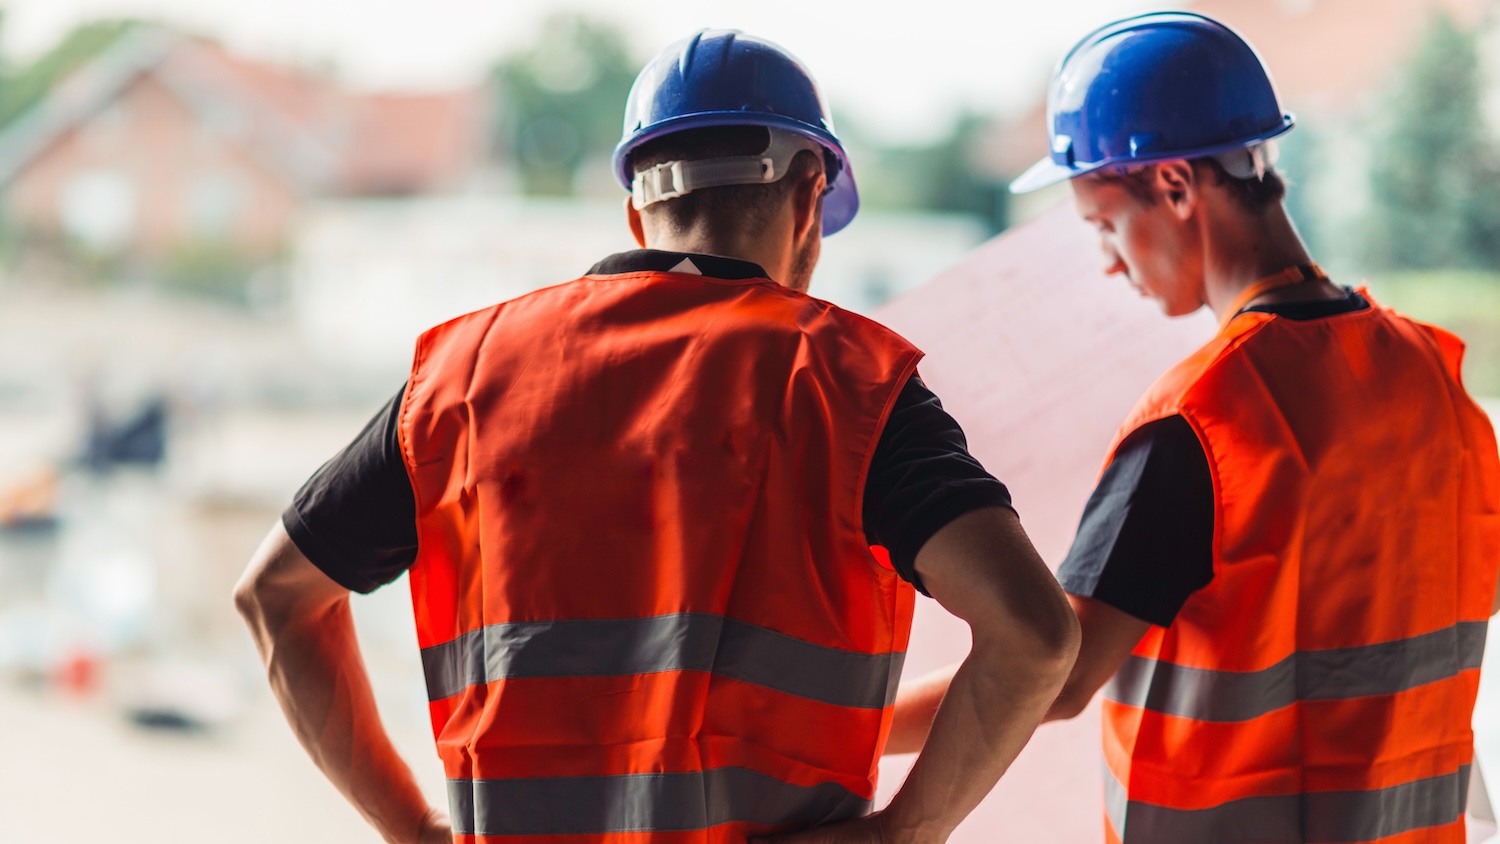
[
  {"xmin": 234, "ymin": 29, "xmax": 1079, "ymax": 844},
  {"xmin": 896, "ymin": 12, "xmax": 1500, "ymax": 843}
]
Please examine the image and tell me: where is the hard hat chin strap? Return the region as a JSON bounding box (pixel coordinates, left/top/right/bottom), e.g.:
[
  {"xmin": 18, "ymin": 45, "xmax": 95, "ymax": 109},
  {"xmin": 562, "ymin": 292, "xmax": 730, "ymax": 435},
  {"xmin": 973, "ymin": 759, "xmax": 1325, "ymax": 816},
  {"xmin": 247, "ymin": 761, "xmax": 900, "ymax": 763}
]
[
  {"xmin": 1213, "ymin": 140, "xmax": 1280, "ymax": 181},
  {"xmin": 632, "ymin": 130, "xmax": 823, "ymax": 210}
]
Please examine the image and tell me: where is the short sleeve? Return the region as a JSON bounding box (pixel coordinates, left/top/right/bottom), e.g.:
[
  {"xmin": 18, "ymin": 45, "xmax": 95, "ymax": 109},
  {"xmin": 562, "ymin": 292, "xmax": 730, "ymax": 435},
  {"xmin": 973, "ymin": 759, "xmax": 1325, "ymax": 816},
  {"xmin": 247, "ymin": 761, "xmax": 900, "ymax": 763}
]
[
  {"xmin": 862, "ymin": 373, "xmax": 1015, "ymax": 596},
  {"xmin": 1056, "ymin": 414, "xmax": 1214, "ymax": 626},
  {"xmin": 282, "ymin": 385, "xmax": 418, "ymax": 593}
]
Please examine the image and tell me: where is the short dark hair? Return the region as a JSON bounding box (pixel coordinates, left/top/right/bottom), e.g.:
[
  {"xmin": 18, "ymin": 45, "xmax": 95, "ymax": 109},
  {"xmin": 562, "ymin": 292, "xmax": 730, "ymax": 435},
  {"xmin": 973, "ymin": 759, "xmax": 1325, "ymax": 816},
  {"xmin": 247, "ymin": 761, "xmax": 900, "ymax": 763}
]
[
  {"xmin": 1095, "ymin": 157, "xmax": 1287, "ymax": 213},
  {"xmin": 1194, "ymin": 156, "xmax": 1287, "ymax": 211},
  {"xmin": 627, "ymin": 125, "xmax": 824, "ymax": 236}
]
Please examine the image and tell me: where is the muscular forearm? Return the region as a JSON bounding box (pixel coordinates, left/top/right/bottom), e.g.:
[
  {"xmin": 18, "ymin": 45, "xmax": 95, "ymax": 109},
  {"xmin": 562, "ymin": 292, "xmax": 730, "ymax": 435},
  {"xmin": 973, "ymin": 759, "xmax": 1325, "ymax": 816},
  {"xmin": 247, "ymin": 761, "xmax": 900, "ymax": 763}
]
[
  {"xmin": 884, "ymin": 666, "xmax": 957, "ymax": 755},
  {"xmin": 235, "ymin": 528, "xmax": 441, "ymax": 844},
  {"xmin": 876, "ymin": 509, "xmax": 1079, "ymax": 840},
  {"xmin": 880, "ymin": 638, "xmax": 1072, "ymax": 840}
]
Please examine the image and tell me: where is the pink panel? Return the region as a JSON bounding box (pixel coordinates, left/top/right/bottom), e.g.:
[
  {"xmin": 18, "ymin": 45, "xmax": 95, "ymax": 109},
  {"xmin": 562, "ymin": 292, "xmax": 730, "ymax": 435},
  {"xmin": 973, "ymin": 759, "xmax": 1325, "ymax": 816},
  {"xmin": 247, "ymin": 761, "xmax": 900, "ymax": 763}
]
[{"xmin": 870, "ymin": 203, "xmax": 1215, "ymax": 842}]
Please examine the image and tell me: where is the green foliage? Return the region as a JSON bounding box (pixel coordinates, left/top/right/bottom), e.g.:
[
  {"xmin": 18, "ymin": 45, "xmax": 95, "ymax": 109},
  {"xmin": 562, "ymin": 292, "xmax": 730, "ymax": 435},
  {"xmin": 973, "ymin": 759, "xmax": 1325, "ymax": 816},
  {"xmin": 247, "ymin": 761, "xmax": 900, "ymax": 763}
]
[
  {"xmin": 1275, "ymin": 122, "xmax": 1323, "ymax": 256},
  {"xmin": 158, "ymin": 241, "xmax": 258, "ymax": 304},
  {"xmin": 492, "ymin": 15, "xmax": 638, "ymax": 196},
  {"xmin": 853, "ymin": 113, "xmax": 1008, "ymax": 233},
  {"xmin": 1363, "ymin": 12, "xmax": 1500, "ymax": 271},
  {"xmin": 1368, "ymin": 270, "xmax": 1500, "ymax": 395},
  {"xmin": 0, "ymin": 19, "xmax": 139, "ymax": 128}
]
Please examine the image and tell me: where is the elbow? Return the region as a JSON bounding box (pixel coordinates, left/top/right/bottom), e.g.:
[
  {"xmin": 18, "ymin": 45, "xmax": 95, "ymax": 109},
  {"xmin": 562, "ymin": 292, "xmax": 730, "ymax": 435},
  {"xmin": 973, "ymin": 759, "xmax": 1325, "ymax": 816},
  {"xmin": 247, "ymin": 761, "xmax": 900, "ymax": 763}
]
[
  {"xmin": 973, "ymin": 592, "xmax": 1080, "ymax": 687},
  {"xmin": 1047, "ymin": 680, "xmax": 1093, "ymax": 722},
  {"xmin": 233, "ymin": 556, "xmax": 282, "ymax": 627},
  {"xmin": 1032, "ymin": 591, "xmax": 1083, "ymax": 680},
  {"xmin": 232, "ymin": 569, "xmax": 263, "ymax": 623}
]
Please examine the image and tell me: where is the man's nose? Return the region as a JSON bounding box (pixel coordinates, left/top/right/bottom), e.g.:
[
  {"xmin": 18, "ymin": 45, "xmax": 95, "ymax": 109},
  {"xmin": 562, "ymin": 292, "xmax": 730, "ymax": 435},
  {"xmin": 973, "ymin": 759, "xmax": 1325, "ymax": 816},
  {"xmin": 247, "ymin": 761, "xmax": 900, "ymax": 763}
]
[{"xmin": 1101, "ymin": 248, "xmax": 1127, "ymax": 277}]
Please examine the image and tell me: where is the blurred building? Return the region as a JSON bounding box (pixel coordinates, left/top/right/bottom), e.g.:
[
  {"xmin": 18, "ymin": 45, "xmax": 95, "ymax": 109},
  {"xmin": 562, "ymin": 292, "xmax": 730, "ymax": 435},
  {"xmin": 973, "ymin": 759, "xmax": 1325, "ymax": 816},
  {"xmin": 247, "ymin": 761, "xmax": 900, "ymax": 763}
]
[
  {"xmin": 984, "ymin": 0, "xmax": 1500, "ymax": 242},
  {"xmin": 290, "ymin": 197, "xmax": 987, "ymax": 374},
  {"xmin": 0, "ymin": 25, "xmax": 485, "ymax": 258}
]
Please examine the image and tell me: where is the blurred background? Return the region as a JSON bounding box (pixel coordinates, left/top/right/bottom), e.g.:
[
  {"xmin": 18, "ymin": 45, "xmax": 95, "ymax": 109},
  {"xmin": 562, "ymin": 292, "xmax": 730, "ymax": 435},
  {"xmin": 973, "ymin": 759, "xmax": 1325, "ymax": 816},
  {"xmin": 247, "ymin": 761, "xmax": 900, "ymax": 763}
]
[{"xmin": 0, "ymin": 0, "xmax": 1498, "ymax": 840}]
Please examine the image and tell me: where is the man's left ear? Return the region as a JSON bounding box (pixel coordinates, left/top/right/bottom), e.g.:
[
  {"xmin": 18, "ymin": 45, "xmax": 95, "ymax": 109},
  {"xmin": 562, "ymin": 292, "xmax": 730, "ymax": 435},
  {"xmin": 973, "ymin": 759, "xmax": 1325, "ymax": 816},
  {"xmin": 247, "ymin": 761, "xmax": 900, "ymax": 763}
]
[
  {"xmin": 793, "ymin": 169, "xmax": 827, "ymax": 241},
  {"xmin": 1155, "ymin": 160, "xmax": 1197, "ymax": 221},
  {"xmin": 625, "ymin": 195, "xmax": 648, "ymax": 248}
]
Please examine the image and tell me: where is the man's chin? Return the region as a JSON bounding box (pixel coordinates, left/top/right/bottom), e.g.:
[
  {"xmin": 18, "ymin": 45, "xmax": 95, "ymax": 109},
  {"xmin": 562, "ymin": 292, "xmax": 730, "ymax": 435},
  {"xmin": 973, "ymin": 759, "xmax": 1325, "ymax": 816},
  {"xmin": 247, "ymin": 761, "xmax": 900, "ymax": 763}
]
[{"xmin": 1160, "ymin": 299, "xmax": 1204, "ymax": 318}]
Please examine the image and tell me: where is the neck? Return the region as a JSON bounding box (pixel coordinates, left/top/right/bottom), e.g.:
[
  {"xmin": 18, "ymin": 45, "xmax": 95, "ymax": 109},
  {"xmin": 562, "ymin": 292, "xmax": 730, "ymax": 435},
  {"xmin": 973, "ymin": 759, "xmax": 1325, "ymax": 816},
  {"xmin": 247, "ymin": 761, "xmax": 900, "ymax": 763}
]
[
  {"xmin": 647, "ymin": 226, "xmax": 793, "ymax": 285},
  {"xmin": 1201, "ymin": 204, "xmax": 1317, "ymax": 322}
]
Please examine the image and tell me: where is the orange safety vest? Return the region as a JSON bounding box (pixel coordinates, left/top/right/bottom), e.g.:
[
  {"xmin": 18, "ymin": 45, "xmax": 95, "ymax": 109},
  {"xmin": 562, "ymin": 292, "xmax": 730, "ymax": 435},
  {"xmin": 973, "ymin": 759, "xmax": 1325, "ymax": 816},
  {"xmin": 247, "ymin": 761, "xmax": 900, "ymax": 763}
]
[
  {"xmin": 398, "ymin": 268, "xmax": 923, "ymax": 842},
  {"xmin": 1099, "ymin": 290, "xmax": 1500, "ymax": 843}
]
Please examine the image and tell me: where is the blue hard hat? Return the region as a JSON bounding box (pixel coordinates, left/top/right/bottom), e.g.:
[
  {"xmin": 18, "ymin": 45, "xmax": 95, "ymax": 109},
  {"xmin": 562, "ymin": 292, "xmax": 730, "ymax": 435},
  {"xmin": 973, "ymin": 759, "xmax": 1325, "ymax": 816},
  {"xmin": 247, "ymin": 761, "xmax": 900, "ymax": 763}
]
[
  {"xmin": 612, "ymin": 29, "xmax": 859, "ymax": 235},
  {"xmin": 1010, "ymin": 12, "xmax": 1295, "ymax": 194}
]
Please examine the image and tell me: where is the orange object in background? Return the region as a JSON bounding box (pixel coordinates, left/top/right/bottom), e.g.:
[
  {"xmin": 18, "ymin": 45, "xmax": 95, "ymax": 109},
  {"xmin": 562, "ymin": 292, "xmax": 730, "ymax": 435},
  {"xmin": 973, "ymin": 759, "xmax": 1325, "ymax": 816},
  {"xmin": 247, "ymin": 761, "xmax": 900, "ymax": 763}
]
[
  {"xmin": 54, "ymin": 649, "xmax": 100, "ymax": 698},
  {"xmin": 0, "ymin": 468, "xmax": 58, "ymax": 528},
  {"xmin": 400, "ymin": 269, "xmax": 921, "ymax": 840},
  {"xmin": 1099, "ymin": 297, "xmax": 1500, "ymax": 843}
]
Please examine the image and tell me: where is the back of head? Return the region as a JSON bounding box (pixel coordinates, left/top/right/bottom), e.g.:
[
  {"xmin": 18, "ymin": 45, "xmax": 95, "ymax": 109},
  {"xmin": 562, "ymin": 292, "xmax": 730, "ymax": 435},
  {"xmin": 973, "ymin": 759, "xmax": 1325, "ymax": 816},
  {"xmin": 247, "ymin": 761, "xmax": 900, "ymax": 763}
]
[
  {"xmin": 612, "ymin": 29, "xmax": 859, "ymax": 237},
  {"xmin": 626, "ymin": 125, "xmax": 829, "ymax": 240}
]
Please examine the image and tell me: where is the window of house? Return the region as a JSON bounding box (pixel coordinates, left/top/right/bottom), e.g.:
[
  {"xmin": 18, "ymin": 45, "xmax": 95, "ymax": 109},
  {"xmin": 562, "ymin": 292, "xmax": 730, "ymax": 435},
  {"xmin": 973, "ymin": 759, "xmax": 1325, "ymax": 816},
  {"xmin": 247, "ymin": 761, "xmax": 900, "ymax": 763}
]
[{"xmin": 59, "ymin": 170, "xmax": 138, "ymax": 251}]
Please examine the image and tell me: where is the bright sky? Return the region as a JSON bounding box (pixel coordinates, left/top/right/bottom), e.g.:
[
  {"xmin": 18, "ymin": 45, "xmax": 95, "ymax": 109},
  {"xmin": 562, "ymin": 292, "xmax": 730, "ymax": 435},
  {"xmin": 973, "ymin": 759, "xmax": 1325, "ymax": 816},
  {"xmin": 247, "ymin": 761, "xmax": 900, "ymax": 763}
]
[{"xmin": 1, "ymin": 0, "xmax": 1162, "ymax": 144}]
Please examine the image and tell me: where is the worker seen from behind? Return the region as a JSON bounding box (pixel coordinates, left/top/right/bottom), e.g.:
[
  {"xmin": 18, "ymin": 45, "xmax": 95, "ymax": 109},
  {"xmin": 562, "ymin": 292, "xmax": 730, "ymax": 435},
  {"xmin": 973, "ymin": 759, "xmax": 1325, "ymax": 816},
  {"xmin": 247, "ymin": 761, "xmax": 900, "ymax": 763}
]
[
  {"xmin": 897, "ymin": 12, "xmax": 1500, "ymax": 843},
  {"xmin": 235, "ymin": 29, "xmax": 1079, "ymax": 844}
]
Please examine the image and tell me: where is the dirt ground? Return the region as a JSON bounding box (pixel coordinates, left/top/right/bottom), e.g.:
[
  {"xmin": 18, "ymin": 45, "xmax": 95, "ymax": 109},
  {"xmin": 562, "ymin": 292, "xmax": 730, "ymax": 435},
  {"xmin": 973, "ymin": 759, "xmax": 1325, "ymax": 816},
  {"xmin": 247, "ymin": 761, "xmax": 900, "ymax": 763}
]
[{"xmin": 0, "ymin": 590, "xmax": 447, "ymax": 843}]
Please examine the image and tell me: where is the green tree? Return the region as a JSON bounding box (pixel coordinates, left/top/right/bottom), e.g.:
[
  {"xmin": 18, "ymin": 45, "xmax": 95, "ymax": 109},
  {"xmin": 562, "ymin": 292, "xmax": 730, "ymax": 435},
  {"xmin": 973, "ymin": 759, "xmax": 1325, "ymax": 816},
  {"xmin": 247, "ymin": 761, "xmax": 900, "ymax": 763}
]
[
  {"xmin": 0, "ymin": 19, "xmax": 139, "ymax": 128},
  {"xmin": 1275, "ymin": 122, "xmax": 1323, "ymax": 257},
  {"xmin": 855, "ymin": 112, "xmax": 1009, "ymax": 233},
  {"xmin": 1364, "ymin": 12, "xmax": 1500, "ymax": 270},
  {"xmin": 492, "ymin": 15, "xmax": 638, "ymax": 196}
]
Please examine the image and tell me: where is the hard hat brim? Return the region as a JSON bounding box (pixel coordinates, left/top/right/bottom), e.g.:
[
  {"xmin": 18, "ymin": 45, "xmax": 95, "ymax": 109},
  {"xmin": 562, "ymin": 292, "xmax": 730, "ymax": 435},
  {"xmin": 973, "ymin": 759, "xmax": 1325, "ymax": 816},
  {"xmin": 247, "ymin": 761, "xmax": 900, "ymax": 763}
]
[
  {"xmin": 1009, "ymin": 115, "xmax": 1296, "ymax": 195},
  {"xmin": 820, "ymin": 170, "xmax": 859, "ymax": 236},
  {"xmin": 1008, "ymin": 158, "xmax": 1085, "ymax": 194}
]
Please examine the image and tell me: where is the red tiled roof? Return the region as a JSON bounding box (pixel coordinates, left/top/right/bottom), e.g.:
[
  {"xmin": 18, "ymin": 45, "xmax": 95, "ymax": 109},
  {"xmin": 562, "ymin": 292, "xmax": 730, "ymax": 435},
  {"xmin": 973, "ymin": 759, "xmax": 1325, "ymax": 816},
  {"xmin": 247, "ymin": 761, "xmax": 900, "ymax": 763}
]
[
  {"xmin": 0, "ymin": 28, "xmax": 483, "ymax": 195},
  {"xmin": 180, "ymin": 38, "xmax": 484, "ymax": 195},
  {"xmin": 340, "ymin": 89, "xmax": 485, "ymax": 195}
]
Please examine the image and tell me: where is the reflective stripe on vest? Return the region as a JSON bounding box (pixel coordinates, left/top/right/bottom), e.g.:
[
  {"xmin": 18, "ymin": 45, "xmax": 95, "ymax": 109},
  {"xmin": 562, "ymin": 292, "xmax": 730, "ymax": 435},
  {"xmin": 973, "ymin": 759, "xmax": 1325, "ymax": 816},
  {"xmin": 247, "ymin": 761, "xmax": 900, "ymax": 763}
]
[
  {"xmin": 448, "ymin": 767, "xmax": 871, "ymax": 836},
  {"xmin": 421, "ymin": 612, "xmax": 905, "ymax": 709},
  {"xmin": 1096, "ymin": 295, "xmax": 1500, "ymax": 844},
  {"xmin": 1107, "ymin": 620, "xmax": 1488, "ymax": 722},
  {"xmin": 1105, "ymin": 764, "xmax": 1471, "ymax": 844}
]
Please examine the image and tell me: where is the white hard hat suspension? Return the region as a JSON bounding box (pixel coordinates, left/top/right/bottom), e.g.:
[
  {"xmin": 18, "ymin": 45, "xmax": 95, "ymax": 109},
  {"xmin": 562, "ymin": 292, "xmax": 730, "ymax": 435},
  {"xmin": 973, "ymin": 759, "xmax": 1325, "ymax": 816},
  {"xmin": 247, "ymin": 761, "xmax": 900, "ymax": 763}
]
[{"xmin": 631, "ymin": 129, "xmax": 824, "ymax": 210}]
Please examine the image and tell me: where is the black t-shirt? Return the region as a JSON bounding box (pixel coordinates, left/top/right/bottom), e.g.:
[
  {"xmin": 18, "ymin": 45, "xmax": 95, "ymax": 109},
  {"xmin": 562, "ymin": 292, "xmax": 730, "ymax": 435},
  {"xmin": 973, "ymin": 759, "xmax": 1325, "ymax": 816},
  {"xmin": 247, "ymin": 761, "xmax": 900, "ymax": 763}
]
[
  {"xmin": 1057, "ymin": 288, "xmax": 1372, "ymax": 626},
  {"xmin": 284, "ymin": 250, "xmax": 1013, "ymax": 597}
]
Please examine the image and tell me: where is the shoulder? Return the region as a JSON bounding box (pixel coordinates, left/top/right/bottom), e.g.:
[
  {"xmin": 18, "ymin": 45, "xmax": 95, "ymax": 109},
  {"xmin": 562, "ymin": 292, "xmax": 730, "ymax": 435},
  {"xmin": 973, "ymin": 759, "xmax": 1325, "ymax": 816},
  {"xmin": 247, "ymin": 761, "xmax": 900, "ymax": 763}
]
[
  {"xmin": 1116, "ymin": 315, "xmax": 1275, "ymax": 440},
  {"xmin": 765, "ymin": 285, "xmax": 923, "ymax": 357},
  {"xmin": 1363, "ymin": 294, "xmax": 1467, "ymax": 379}
]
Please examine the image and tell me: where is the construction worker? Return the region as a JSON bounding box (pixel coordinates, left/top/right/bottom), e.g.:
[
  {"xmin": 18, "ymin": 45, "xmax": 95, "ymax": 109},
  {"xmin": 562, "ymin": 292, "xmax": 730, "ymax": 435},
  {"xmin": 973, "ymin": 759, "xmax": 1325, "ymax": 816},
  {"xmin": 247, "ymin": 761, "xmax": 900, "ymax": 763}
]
[
  {"xmin": 894, "ymin": 11, "xmax": 1500, "ymax": 843},
  {"xmin": 234, "ymin": 29, "xmax": 1078, "ymax": 844}
]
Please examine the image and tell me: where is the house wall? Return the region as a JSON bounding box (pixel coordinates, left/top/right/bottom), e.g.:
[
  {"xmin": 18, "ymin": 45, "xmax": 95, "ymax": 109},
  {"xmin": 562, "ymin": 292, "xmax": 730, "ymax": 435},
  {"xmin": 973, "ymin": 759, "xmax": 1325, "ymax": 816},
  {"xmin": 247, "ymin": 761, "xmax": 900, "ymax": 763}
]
[{"xmin": 4, "ymin": 73, "xmax": 300, "ymax": 257}]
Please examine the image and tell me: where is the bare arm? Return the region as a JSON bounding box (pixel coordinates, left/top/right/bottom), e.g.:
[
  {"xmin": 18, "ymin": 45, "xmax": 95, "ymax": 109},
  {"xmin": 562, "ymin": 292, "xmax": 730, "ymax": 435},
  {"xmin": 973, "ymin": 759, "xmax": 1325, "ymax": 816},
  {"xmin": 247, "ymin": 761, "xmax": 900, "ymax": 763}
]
[
  {"xmin": 234, "ymin": 522, "xmax": 450, "ymax": 844},
  {"xmin": 1043, "ymin": 595, "xmax": 1150, "ymax": 721},
  {"xmin": 884, "ymin": 665, "xmax": 957, "ymax": 755},
  {"xmin": 763, "ymin": 507, "xmax": 1080, "ymax": 842},
  {"xmin": 884, "ymin": 590, "xmax": 1150, "ymax": 759}
]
